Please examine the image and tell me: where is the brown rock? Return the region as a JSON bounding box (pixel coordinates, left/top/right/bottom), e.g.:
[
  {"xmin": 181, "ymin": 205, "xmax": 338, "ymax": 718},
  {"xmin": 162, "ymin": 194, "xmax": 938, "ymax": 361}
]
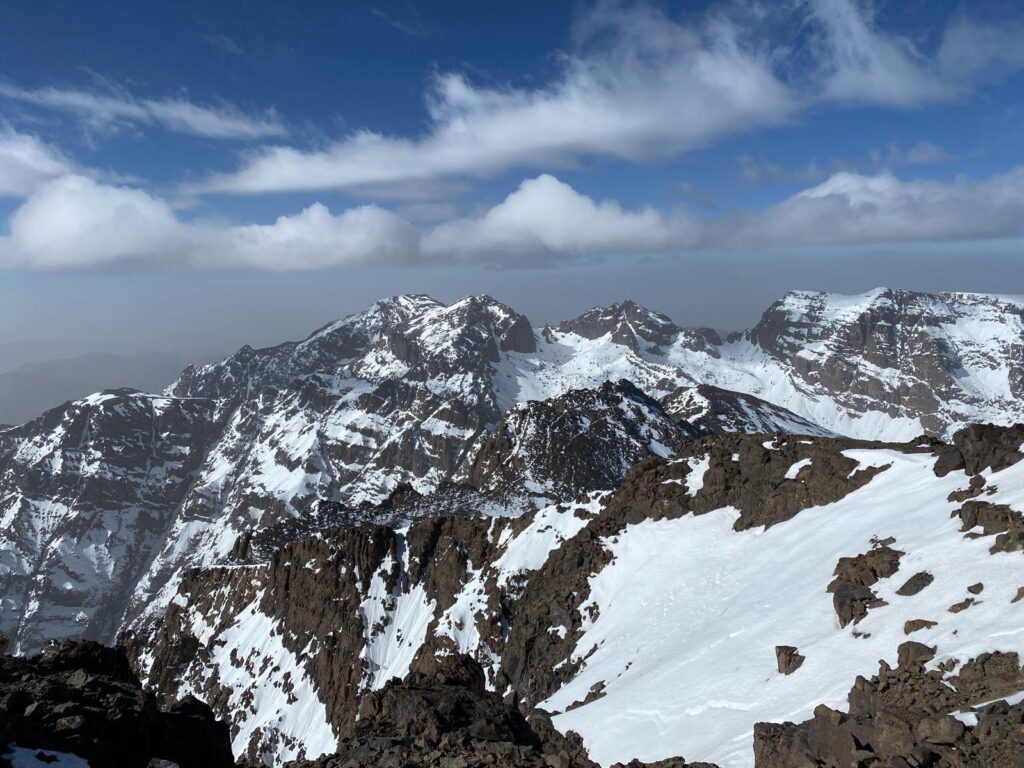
[
  {"xmin": 903, "ymin": 619, "xmax": 937, "ymax": 635},
  {"xmin": 895, "ymin": 571, "xmax": 933, "ymax": 596},
  {"xmin": 775, "ymin": 646, "xmax": 805, "ymax": 675}
]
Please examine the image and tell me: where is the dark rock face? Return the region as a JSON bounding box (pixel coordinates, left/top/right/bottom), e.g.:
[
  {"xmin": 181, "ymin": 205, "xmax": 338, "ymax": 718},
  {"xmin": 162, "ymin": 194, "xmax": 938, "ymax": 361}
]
[
  {"xmin": 0, "ymin": 639, "xmax": 233, "ymax": 768},
  {"xmin": 896, "ymin": 570, "xmax": 934, "ymax": 596},
  {"xmin": 935, "ymin": 422, "xmax": 1024, "ymax": 478},
  {"xmin": 470, "ymin": 380, "xmax": 698, "ymax": 504},
  {"xmin": 753, "ymin": 643, "xmax": 1024, "ymax": 768},
  {"xmin": 553, "ymin": 300, "xmax": 703, "ymax": 354},
  {"xmin": 746, "ymin": 290, "xmax": 1024, "ymax": 438}
]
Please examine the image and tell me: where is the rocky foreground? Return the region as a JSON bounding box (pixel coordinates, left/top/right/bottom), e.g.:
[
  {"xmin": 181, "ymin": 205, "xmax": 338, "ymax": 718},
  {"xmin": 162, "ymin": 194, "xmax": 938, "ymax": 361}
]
[
  {"xmin": 3, "ymin": 639, "xmax": 1022, "ymax": 767},
  {"xmin": 0, "ymin": 638, "xmax": 233, "ymax": 767}
]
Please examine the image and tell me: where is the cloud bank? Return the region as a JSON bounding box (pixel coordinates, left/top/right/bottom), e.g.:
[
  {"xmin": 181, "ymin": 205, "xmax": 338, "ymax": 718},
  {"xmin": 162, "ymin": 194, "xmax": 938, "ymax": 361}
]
[{"xmin": 4, "ymin": 168, "xmax": 1024, "ymax": 271}]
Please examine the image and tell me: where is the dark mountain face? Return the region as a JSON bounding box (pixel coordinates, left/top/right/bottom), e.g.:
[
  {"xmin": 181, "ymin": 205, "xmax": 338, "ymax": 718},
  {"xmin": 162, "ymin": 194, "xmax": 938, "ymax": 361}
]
[
  {"xmin": 660, "ymin": 384, "xmax": 834, "ymax": 436},
  {"xmin": 471, "ymin": 379, "xmax": 699, "ymax": 504},
  {"xmin": 740, "ymin": 288, "xmax": 1024, "ymax": 436}
]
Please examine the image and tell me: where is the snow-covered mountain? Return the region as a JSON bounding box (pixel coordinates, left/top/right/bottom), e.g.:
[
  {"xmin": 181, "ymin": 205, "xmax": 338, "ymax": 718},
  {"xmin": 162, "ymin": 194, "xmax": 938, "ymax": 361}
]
[
  {"xmin": 1, "ymin": 287, "xmax": 1021, "ymax": 661},
  {"xmin": 133, "ymin": 424, "xmax": 1024, "ymax": 767}
]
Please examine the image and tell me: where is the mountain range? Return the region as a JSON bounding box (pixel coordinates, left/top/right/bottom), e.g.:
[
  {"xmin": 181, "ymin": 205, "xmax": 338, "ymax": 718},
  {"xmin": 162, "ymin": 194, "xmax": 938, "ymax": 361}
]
[{"xmin": 0, "ymin": 287, "xmax": 1022, "ymax": 767}]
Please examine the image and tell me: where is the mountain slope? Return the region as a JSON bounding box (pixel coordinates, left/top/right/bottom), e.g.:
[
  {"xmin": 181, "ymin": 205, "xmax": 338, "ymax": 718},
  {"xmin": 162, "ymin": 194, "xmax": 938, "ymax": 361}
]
[
  {"xmin": 133, "ymin": 424, "xmax": 1024, "ymax": 767},
  {"xmin": 0, "ymin": 390, "xmax": 216, "ymax": 654}
]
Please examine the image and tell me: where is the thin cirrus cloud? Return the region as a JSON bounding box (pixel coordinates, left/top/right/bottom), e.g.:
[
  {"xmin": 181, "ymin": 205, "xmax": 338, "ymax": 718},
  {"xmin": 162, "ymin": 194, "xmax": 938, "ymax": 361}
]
[
  {"xmin": 193, "ymin": 0, "xmax": 1023, "ymax": 197},
  {"xmin": 194, "ymin": 1, "xmax": 799, "ymax": 195},
  {"xmin": 0, "ymin": 83, "xmax": 286, "ymax": 140},
  {"xmin": 3, "ymin": 168, "xmax": 1024, "ymax": 271}
]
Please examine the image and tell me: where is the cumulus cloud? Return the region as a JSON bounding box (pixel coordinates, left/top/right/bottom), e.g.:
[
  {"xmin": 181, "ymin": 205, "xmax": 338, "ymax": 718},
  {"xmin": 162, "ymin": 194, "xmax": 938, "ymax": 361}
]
[
  {"xmin": 217, "ymin": 204, "xmax": 420, "ymax": 270},
  {"xmin": 4, "ymin": 167, "xmax": 1024, "ymax": 271},
  {"xmin": 722, "ymin": 168, "xmax": 1024, "ymax": 248},
  {"xmin": 0, "ymin": 128, "xmax": 74, "ymax": 197},
  {"xmin": 0, "ymin": 83, "xmax": 286, "ymax": 140},
  {"xmin": 423, "ymin": 174, "xmax": 697, "ymax": 261},
  {"xmin": 8, "ymin": 175, "xmax": 192, "ymax": 269},
  {"xmin": 1, "ymin": 175, "xmax": 415, "ymax": 270},
  {"xmin": 195, "ymin": 2, "xmax": 798, "ymax": 195}
]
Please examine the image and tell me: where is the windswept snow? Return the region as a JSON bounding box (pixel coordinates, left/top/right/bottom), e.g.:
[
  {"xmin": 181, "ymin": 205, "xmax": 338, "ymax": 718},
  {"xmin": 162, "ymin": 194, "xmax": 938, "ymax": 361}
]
[{"xmin": 546, "ymin": 448, "xmax": 1024, "ymax": 767}]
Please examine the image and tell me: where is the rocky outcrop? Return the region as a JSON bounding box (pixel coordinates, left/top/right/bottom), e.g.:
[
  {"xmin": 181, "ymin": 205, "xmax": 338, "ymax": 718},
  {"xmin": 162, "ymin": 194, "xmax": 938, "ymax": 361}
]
[
  {"xmin": 284, "ymin": 655, "xmax": 711, "ymax": 768},
  {"xmin": 956, "ymin": 499, "xmax": 1024, "ymax": 553},
  {"xmin": 827, "ymin": 544, "xmax": 903, "ymax": 627},
  {"xmin": 944, "ymin": 422, "xmax": 1024, "ymax": 476},
  {"xmin": 753, "ymin": 643, "xmax": 1024, "ymax": 768},
  {"xmin": 0, "ymin": 638, "xmax": 233, "ymax": 767},
  {"xmin": 775, "ymin": 646, "xmax": 805, "ymax": 675}
]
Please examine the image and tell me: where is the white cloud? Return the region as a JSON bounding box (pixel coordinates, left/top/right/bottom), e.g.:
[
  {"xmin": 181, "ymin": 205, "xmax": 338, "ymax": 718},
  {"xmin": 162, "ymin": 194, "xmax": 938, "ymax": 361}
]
[
  {"xmin": 423, "ymin": 174, "xmax": 697, "ymax": 261},
  {"xmin": 8, "ymin": 175, "xmax": 186, "ymax": 269},
  {"xmin": 421, "ymin": 170, "xmax": 1024, "ymax": 260},
  {"xmin": 216, "ymin": 204, "xmax": 419, "ymax": 270},
  {"xmin": 195, "ymin": 2, "xmax": 798, "ymax": 195},
  {"xmin": 4, "ymin": 168, "xmax": 1024, "ymax": 272},
  {"xmin": 808, "ymin": 0, "xmax": 954, "ymax": 106},
  {"xmin": 0, "ymin": 128, "xmax": 74, "ymax": 197},
  {"xmin": 0, "ymin": 83, "xmax": 286, "ymax": 140},
  {"xmin": 2, "ymin": 175, "xmax": 416, "ymax": 270},
  {"xmin": 716, "ymin": 168, "xmax": 1024, "ymax": 248},
  {"xmin": 193, "ymin": 0, "xmax": 1024, "ymax": 197}
]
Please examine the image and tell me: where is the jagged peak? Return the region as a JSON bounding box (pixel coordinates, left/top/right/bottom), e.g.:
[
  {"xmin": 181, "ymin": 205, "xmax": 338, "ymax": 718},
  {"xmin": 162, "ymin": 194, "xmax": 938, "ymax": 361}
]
[{"xmin": 552, "ymin": 299, "xmax": 679, "ymax": 351}]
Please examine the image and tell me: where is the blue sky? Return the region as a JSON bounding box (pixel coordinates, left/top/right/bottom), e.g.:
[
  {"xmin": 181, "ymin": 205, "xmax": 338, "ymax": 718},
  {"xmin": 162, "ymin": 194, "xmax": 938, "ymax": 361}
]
[{"xmin": 0, "ymin": 0, "xmax": 1022, "ymax": 355}]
